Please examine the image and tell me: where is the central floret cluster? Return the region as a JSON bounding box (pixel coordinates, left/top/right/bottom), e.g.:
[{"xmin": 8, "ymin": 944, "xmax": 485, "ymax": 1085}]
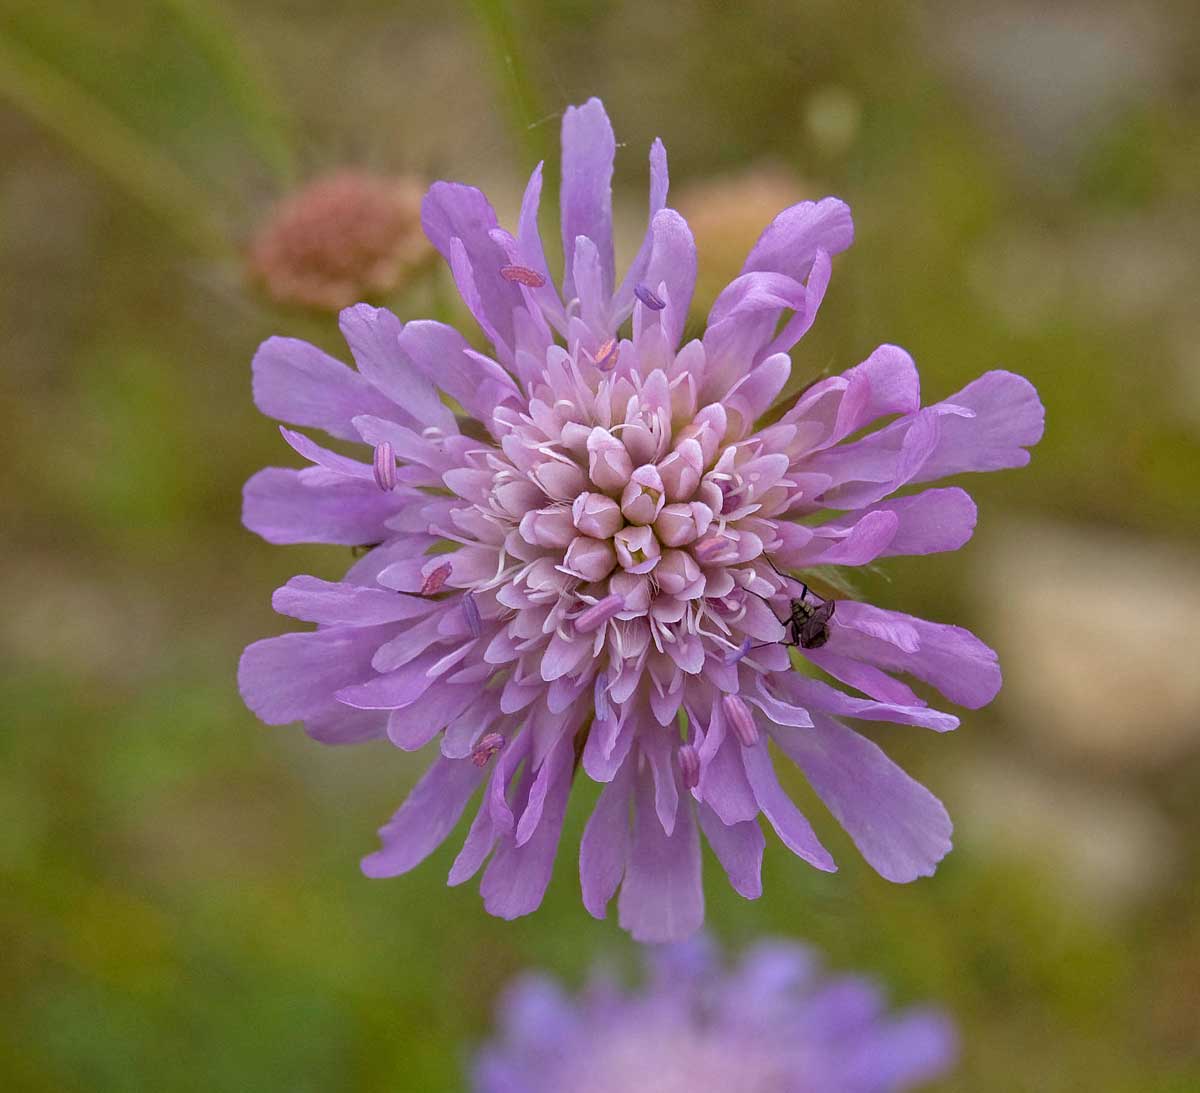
[
  {"xmin": 463, "ymin": 336, "xmax": 804, "ymax": 712},
  {"xmin": 238, "ymin": 98, "xmax": 1044, "ymax": 941}
]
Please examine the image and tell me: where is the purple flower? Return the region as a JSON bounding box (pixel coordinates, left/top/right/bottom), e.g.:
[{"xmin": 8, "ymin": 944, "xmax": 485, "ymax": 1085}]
[
  {"xmin": 238, "ymin": 98, "xmax": 1044, "ymax": 940},
  {"xmin": 473, "ymin": 937, "xmax": 957, "ymax": 1093}
]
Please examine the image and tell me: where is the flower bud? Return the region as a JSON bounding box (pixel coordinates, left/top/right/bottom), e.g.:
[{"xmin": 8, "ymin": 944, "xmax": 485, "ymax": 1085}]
[
  {"xmin": 655, "ymin": 550, "xmax": 702, "ymax": 597},
  {"xmin": 563, "ymin": 536, "xmax": 618, "ymax": 582},
  {"xmin": 674, "ymin": 404, "xmax": 727, "ymax": 466},
  {"xmin": 654, "ymin": 501, "xmax": 714, "ymax": 547},
  {"xmin": 620, "ymin": 464, "xmax": 666, "ymax": 525},
  {"xmin": 657, "ymin": 438, "xmax": 704, "ymax": 501},
  {"xmin": 572, "ymin": 492, "xmax": 623, "ymax": 539},
  {"xmin": 519, "ymin": 505, "xmax": 576, "ymax": 548},
  {"xmin": 613, "ymin": 525, "xmax": 661, "ymax": 574},
  {"xmin": 587, "ymin": 427, "xmax": 634, "ymax": 493},
  {"xmin": 694, "ymin": 534, "xmax": 735, "ymax": 565}
]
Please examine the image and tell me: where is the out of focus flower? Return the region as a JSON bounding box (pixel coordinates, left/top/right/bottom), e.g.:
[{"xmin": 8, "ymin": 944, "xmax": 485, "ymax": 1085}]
[
  {"xmin": 473, "ymin": 937, "xmax": 957, "ymax": 1093},
  {"xmin": 677, "ymin": 166, "xmax": 813, "ymax": 307},
  {"xmin": 248, "ymin": 170, "xmax": 432, "ymax": 311},
  {"xmin": 238, "ymin": 98, "xmax": 1043, "ymax": 940}
]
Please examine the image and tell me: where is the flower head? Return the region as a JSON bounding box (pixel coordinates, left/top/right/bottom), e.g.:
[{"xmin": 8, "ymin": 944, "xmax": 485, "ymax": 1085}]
[
  {"xmin": 473, "ymin": 937, "xmax": 957, "ymax": 1093},
  {"xmin": 238, "ymin": 98, "xmax": 1044, "ymax": 940},
  {"xmin": 248, "ymin": 170, "xmax": 432, "ymax": 311}
]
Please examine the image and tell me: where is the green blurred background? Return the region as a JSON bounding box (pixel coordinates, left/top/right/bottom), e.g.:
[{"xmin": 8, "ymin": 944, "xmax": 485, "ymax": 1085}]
[{"xmin": 3, "ymin": 2, "xmax": 1198, "ymax": 1090}]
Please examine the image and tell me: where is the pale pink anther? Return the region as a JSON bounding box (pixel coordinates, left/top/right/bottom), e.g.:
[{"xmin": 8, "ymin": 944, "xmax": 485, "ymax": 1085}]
[
  {"xmin": 471, "ymin": 731, "xmax": 505, "ymax": 766},
  {"xmin": 419, "ymin": 561, "xmax": 452, "ymax": 596},
  {"xmin": 678, "ymin": 743, "xmax": 701, "ymax": 789},
  {"xmin": 593, "ymin": 671, "xmax": 611, "ymax": 723},
  {"xmin": 499, "ymin": 264, "xmax": 546, "ymax": 288},
  {"xmin": 373, "ymin": 441, "xmax": 397, "ymax": 491},
  {"xmin": 722, "ymin": 694, "xmax": 760, "ymax": 748},
  {"xmin": 462, "ymin": 591, "xmax": 482, "ymax": 638},
  {"xmin": 575, "ymin": 593, "xmax": 625, "ymax": 634},
  {"xmin": 594, "ymin": 337, "xmax": 619, "ymax": 372},
  {"xmin": 572, "ymin": 492, "xmax": 623, "ymax": 539}
]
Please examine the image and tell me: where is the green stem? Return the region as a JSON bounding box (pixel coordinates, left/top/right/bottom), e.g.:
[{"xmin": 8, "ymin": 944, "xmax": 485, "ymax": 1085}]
[
  {"xmin": 466, "ymin": 0, "xmax": 548, "ymax": 166},
  {"xmin": 0, "ymin": 30, "xmax": 230, "ymax": 257}
]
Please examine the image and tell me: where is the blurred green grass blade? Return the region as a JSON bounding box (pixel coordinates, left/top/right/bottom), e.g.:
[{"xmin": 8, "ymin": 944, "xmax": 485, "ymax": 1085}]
[
  {"xmin": 0, "ymin": 28, "xmax": 229, "ymax": 256},
  {"xmin": 161, "ymin": 0, "xmax": 296, "ymax": 183},
  {"xmin": 467, "ymin": 0, "xmax": 549, "ymax": 165}
]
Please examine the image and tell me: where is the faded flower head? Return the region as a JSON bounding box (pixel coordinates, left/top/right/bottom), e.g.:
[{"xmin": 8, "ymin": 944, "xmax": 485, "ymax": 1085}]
[
  {"xmin": 248, "ymin": 170, "xmax": 432, "ymax": 311},
  {"xmin": 474, "ymin": 937, "xmax": 957, "ymax": 1093},
  {"xmin": 238, "ymin": 98, "xmax": 1044, "ymax": 940}
]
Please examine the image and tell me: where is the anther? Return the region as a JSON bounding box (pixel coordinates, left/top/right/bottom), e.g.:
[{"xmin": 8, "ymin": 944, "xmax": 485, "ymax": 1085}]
[
  {"xmin": 419, "ymin": 562, "xmax": 452, "ymax": 596},
  {"xmin": 575, "ymin": 593, "xmax": 625, "ymax": 634},
  {"xmin": 634, "ymin": 283, "xmax": 665, "ymax": 311},
  {"xmin": 678, "ymin": 744, "xmax": 700, "ymax": 790},
  {"xmin": 373, "ymin": 441, "xmax": 397, "ymax": 491},
  {"xmin": 500, "ymin": 264, "xmax": 546, "ymax": 288},
  {"xmin": 722, "ymin": 694, "xmax": 760, "ymax": 748},
  {"xmin": 594, "ymin": 337, "xmax": 619, "ymax": 372},
  {"xmin": 471, "ymin": 732, "xmax": 505, "ymax": 766},
  {"xmin": 593, "ymin": 671, "xmax": 611, "ymax": 723},
  {"xmin": 462, "ymin": 591, "xmax": 482, "ymax": 638}
]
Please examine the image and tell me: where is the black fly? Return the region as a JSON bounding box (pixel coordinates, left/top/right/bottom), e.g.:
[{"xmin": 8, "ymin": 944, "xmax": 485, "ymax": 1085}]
[
  {"xmin": 761, "ymin": 557, "xmax": 837, "ymax": 650},
  {"xmin": 783, "ymin": 583, "xmax": 836, "ymax": 650}
]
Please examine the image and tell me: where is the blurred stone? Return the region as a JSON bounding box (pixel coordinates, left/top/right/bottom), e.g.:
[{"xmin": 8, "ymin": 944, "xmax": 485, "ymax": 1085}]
[
  {"xmin": 676, "ymin": 167, "xmax": 814, "ymax": 312},
  {"xmin": 948, "ymin": 753, "xmax": 1178, "ymax": 919},
  {"xmin": 933, "ymin": 3, "xmax": 1169, "ymax": 179},
  {"xmin": 248, "ymin": 170, "xmax": 434, "ymax": 312},
  {"xmin": 978, "ymin": 521, "xmax": 1200, "ymax": 768},
  {"xmin": 967, "ymin": 228, "xmax": 1068, "ymax": 333},
  {"xmin": 803, "ymin": 86, "xmax": 862, "ymax": 159}
]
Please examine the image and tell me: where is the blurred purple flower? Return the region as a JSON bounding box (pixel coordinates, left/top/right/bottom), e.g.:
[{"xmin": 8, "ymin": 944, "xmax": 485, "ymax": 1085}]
[
  {"xmin": 473, "ymin": 937, "xmax": 957, "ymax": 1093},
  {"xmin": 238, "ymin": 98, "xmax": 1043, "ymax": 940}
]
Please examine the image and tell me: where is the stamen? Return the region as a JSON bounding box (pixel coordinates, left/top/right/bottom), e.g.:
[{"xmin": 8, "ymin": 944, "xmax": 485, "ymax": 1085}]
[
  {"xmin": 678, "ymin": 743, "xmax": 700, "ymax": 790},
  {"xmin": 419, "ymin": 561, "xmax": 452, "ymax": 596},
  {"xmin": 722, "ymin": 694, "xmax": 760, "ymax": 748},
  {"xmin": 373, "ymin": 441, "xmax": 397, "ymax": 492},
  {"xmin": 593, "ymin": 671, "xmax": 611, "ymax": 723},
  {"xmin": 471, "ymin": 732, "xmax": 505, "ymax": 766},
  {"xmin": 594, "ymin": 337, "xmax": 619, "ymax": 372},
  {"xmin": 575, "ymin": 593, "xmax": 625, "ymax": 634},
  {"xmin": 724, "ymin": 636, "xmax": 753, "ymax": 666},
  {"xmin": 462, "ymin": 591, "xmax": 482, "ymax": 638},
  {"xmin": 634, "ymin": 282, "xmax": 665, "ymax": 311},
  {"xmin": 500, "ymin": 264, "xmax": 546, "ymax": 288}
]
